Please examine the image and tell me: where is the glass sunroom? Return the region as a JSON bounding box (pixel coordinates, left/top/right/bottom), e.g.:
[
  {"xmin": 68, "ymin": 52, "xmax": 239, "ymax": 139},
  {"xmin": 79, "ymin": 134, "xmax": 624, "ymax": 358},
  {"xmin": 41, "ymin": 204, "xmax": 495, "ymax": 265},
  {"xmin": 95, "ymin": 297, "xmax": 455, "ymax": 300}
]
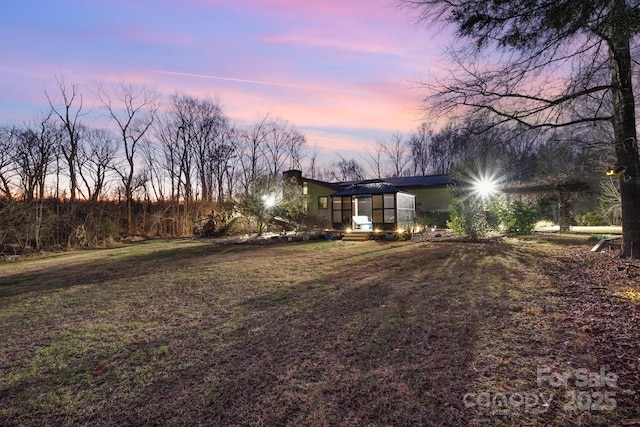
[{"xmin": 330, "ymin": 183, "xmax": 416, "ymax": 232}]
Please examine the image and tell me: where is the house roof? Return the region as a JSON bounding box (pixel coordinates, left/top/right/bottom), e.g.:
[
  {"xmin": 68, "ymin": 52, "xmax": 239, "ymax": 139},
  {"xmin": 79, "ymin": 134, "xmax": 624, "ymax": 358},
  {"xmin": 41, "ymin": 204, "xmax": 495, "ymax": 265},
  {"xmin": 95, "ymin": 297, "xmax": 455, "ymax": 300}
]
[
  {"xmin": 301, "ymin": 177, "xmax": 343, "ymax": 191},
  {"xmin": 295, "ymin": 170, "xmax": 452, "ymax": 192},
  {"xmin": 385, "ymin": 175, "xmax": 452, "ymax": 187},
  {"xmin": 331, "ymin": 182, "xmax": 402, "ymax": 196},
  {"xmin": 338, "ymin": 174, "xmax": 451, "ymax": 188}
]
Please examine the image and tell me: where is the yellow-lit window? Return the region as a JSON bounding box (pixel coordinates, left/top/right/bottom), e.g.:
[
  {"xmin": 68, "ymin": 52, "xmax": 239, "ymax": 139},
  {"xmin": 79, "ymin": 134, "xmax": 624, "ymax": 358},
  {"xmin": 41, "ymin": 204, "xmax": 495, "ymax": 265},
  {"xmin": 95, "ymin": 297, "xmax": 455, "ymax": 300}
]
[{"xmin": 318, "ymin": 196, "xmax": 328, "ymax": 209}]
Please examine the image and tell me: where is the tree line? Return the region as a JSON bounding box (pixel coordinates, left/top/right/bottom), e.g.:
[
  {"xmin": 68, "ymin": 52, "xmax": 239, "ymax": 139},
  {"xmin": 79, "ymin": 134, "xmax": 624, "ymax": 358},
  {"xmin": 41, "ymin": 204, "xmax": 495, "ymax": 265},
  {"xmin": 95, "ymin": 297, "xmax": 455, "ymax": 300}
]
[
  {"xmin": 0, "ymin": 74, "xmax": 615, "ymax": 253},
  {"xmin": 0, "ymin": 77, "xmax": 316, "ymax": 251}
]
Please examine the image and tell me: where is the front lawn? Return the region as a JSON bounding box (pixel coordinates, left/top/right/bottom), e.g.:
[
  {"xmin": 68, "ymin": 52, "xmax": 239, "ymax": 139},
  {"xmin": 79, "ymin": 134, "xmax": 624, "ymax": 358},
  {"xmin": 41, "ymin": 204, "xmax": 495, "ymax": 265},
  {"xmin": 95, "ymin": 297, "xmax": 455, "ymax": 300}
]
[{"xmin": 0, "ymin": 236, "xmax": 638, "ymax": 426}]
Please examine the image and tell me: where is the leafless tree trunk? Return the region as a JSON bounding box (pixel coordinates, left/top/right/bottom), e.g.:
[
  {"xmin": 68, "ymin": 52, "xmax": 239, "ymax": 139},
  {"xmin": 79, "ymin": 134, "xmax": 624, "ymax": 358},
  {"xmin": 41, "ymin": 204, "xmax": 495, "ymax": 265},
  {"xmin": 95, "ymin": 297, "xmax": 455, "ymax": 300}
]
[
  {"xmin": 141, "ymin": 136, "xmax": 166, "ymax": 202},
  {"xmin": 97, "ymin": 82, "xmax": 158, "ymax": 235},
  {"xmin": 363, "ymin": 141, "xmax": 385, "ymax": 179},
  {"xmin": 76, "ymin": 127, "xmax": 117, "ymax": 201},
  {"xmin": 45, "ymin": 76, "xmax": 87, "ymax": 205},
  {"xmin": 383, "ymin": 132, "xmax": 410, "ymax": 177},
  {"xmin": 284, "ymin": 124, "xmax": 307, "ymax": 171},
  {"xmin": 0, "ymin": 126, "xmax": 16, "ymax": 200},
  {"xmin": 12, "ymin": 116, "xmax": 58, "ymax": 249},
  {"xmin": 430, "ymin": 124, "xmax": 463, "ymax": 175},
  {"xmin": 328, "ymin": 156, "xmax": 366, "ymax": 181},
  {"xmin": 408, "ymin": 123, "xmax": 433, "ymax": 175},
  {"xmin": 212, "ymin": 124, "xmax": 236, "ymax": 205},
  {"xmin": 264, "ymin": 119, "xmax": 288, "ymax": 178},
  {"xmin": 308, "ymin": 145, "xmax": 320, "ymax": 180},
  {"xmin": 237, "ymin": 114, "xmax": 270, "ymax": 195}
]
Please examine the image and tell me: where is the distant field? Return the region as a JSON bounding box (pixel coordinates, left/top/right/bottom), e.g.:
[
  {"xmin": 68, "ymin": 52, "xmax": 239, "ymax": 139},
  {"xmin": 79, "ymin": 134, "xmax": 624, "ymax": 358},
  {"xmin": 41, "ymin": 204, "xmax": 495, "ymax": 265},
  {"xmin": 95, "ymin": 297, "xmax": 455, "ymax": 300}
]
[{"xmin": 1, "ymin": 236, "xmax": 638, "ymax": 426}]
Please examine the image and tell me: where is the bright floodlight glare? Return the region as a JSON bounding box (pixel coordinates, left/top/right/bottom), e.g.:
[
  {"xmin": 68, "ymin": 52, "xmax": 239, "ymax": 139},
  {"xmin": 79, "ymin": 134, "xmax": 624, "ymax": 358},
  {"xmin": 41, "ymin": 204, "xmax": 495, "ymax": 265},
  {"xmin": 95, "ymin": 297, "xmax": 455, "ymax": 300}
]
[
  {"xmin": 262, "ymin": 194, "xmax": 276, "ymax": 208},
  {"xmin": 473, "ymin": 177, "xmax": 498, "ymax": 198}
]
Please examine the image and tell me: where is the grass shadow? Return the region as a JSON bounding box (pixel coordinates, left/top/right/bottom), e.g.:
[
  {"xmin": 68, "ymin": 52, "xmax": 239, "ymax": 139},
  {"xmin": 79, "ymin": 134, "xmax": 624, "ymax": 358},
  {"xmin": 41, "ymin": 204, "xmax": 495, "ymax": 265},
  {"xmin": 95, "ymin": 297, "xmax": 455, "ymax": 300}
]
[{"xmin": 0, "ymin": 240, "xmax": 259, "ymax": 298}]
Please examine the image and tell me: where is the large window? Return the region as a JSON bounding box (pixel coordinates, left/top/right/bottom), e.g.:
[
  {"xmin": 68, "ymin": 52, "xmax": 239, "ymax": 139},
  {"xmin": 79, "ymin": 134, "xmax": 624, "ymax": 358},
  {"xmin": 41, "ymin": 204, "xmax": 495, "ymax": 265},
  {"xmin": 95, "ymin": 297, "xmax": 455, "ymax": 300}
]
[
  {"xmin": 332, "ymin": 197, "xmax": 342, "ymax": 223},
  {"xmin": 331, "ymin": 191, "xmax": 414, "ymax": 230},
  {"xmin": 318, "ymin": 196, "xmax": 328, "ymax": 210},
  {"xmin": 396, "ymin": 193, "xmax": 416, "ymax": 229},
  {"xmin": 372, "ymin": 195, "xmax": 383, "ymax": 224},
  {"xmin": 383, "ymin": 194, "xmax": 395, "ymax": 224},
  {"xmin": 373, "ymin": 195, "xmax": 383, "ymax": 209},
  {"xmin": 341, "ymin": 196, "xmax": 352, "ymax": 224},
  {"xmin": 372, "ymin": 193, "xmax": 396, "ymax": 225},
  {"xmin": 356, "ymin": 196, "xmax": 372, "ymax": 219},
  {"xmin": 332, "ymin": 196, "xmax": 353, "ymax": 225}
]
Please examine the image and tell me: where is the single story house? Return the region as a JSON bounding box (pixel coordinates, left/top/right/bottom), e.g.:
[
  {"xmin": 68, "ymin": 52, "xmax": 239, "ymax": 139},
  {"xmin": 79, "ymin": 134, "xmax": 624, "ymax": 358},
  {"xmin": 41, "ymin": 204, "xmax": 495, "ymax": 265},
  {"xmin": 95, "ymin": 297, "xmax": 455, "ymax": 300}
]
[{"xmin": 283, "ymin": 170, "xmax": 453, "ymax": 232}]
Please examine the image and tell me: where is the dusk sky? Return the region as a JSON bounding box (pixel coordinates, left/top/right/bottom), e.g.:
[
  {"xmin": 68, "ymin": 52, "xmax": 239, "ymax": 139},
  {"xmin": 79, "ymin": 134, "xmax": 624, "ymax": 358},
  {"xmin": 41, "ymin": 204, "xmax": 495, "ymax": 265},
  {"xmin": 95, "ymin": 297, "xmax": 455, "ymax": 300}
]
[{"xmin": 0, "ymin": 0, "xmax": 448, "ymax": 162}]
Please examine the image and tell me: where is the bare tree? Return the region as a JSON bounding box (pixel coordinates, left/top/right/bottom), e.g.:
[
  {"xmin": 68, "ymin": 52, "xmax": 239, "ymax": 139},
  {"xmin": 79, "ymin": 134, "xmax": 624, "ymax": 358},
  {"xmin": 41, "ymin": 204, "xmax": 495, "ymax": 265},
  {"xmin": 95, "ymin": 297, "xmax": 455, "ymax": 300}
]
[
  {"xmin": 14, "ymin": 118, "xmax": 58, "ymax": 201},
  {"xmin": 154, "ymin": 113, "xmax": 183, "ymax": 202},
  {"xmin": 264, "ymin": 121, "xmax": 286, "ymax": 178},
  {"xmin": 284, "ymin": 124, "xmax": 307, "ymax": 171},
  {"xmin": 237, "ymin": 114, "xmax": 270, "ymax": 195},
  {"xmin": 97, "ymin": 82, "xmax": 159, "ymax": 234},
  {"xmin": 168, "ymin": 94, "xmax": 201, "ymax": 202},
  {"xmin": 224, "ymin": 140, "xmax": 242, "ymax": 201},
  {"xmin": 264, "ymin": 118, "xmax": 305, "ymax": 178},
  {"xmin": 363, "ymin": 141, "xmax": 386, "ymax": 179},
  {"xmin": 364, "ymin": 133, "xmax": 410, "ymax": 178},
  {"xmin": 407, "ymin": 123, "xmax": 433, "ymax": 175},
  {"xmin": 327, "ymin": 156, "xmax": 366, "ymax": 181},
  {"xmin": 383, "ymin": 132, "xmax": 410, "ymax": 177},
  {"xmin": 45, "ymin": 76, "xmax": 87, "ymax": 204},
  {"xmin": 429, "ymin": 124, "xmax": 459, "ymax": 175},
  {"xmin": 76, "ymin": 126, "xmax": 117, "ymax": 201},
  {"xmin": 181, "ymin": 94, "xmax": 225, "ymax": 201},
  {"xmin": 0, "ymin": 126, "xmax": 16, "ymax": 200},
  {"xmin": 211, "ymin": 123, "xmax": 236, "ymax": 204},
  {"xmin": 141, "ymin": 135, "xmax": 166, "ymax": 202},
  {"xmin": 158, "ymin": 93, "xmax": 233, "ymax": 203},
  {"xmin": 307, "ymin": 145, "xmax": 320, "ymax": 180},
  {"xmin": 12, "ymin": 116, "xmax": 59, "ymax": 249}
]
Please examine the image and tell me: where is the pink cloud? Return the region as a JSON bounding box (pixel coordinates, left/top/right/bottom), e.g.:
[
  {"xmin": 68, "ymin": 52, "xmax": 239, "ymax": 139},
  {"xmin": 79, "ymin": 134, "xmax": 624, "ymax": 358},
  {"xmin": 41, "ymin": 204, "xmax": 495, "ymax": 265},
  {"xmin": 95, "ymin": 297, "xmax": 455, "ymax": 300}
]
[
  {"xmin": 202, "ymin": 0, "xmax": 393, "ymax": 20},
  {"xmin": 0, "ymin": 0, "xmax": 449, "ymax": 163},
  {"xmin": 261, "ymin": 33, "xmax": 405, "ymax": 58},
  {"xmin": 148, "ymin": 67, "xmax": 425, "ymax": 140}
]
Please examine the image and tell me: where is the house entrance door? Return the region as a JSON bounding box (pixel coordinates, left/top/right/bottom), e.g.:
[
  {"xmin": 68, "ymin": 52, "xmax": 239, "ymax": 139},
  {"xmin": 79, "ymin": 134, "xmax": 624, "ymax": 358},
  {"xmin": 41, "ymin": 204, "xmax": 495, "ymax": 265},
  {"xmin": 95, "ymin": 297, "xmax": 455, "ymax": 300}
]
[{"xmin": 353, "ymin": 196, "xmax": 372, "ymax": 222}]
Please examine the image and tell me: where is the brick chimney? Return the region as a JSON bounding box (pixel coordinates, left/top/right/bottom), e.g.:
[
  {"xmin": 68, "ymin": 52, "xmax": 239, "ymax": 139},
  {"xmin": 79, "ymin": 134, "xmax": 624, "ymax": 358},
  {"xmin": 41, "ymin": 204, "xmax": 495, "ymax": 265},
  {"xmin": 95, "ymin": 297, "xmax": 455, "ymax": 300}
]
[{"xmin": 283, "ymin": 169, "xmax": 303, "ymax": 185}]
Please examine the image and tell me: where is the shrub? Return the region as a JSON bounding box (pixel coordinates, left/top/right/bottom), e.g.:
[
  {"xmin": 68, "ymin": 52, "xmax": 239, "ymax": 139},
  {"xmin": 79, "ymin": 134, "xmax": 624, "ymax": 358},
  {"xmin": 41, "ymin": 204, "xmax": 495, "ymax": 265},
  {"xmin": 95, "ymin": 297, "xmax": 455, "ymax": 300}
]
[
  {"xmin": 495, "ymin": 200, "xmax": 539, "ymax": 234},
  {"xmin": 575, "ymin": 211, "xmax": 607, "ymax": 227},
  {"xmin": 417, "ymin": 211, "xmax": 450, "ymax": 229},
  {"xmin": 447, "ymin": 198, "xmax": 491, "ymax": 240},
  {"xmin": 447, "ymin": 197, "xmax": 539, "ymax": 239}
]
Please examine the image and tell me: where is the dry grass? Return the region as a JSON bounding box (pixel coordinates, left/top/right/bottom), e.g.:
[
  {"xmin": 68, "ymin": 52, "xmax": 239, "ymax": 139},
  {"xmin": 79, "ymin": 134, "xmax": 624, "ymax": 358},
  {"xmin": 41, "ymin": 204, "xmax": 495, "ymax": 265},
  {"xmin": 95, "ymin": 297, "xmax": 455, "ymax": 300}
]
[{"xmin": 0, "ymin": 236, "xmax": 638, "ymax": 426}]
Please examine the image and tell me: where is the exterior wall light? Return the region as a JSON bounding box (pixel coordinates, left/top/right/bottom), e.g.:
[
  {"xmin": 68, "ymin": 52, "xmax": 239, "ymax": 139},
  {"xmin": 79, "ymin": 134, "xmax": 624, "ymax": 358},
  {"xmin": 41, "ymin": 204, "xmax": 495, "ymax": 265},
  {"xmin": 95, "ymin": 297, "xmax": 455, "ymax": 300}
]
[
  {"xmin": 605, "ymin": 165, "xmax": 626, "ymax": 176},
  {"xmin": 605, "ymin": 165, "xmax": 630, "ymax": 182}
]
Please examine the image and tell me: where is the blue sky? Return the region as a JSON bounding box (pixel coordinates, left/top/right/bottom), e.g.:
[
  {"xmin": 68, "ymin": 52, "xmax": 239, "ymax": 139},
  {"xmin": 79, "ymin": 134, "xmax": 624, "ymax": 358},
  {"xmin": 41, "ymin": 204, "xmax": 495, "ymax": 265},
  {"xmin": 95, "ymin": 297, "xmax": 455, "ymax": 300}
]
[{"xmin": 0, "ymin": 0, "xmax": 447, "ymax": 160}]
